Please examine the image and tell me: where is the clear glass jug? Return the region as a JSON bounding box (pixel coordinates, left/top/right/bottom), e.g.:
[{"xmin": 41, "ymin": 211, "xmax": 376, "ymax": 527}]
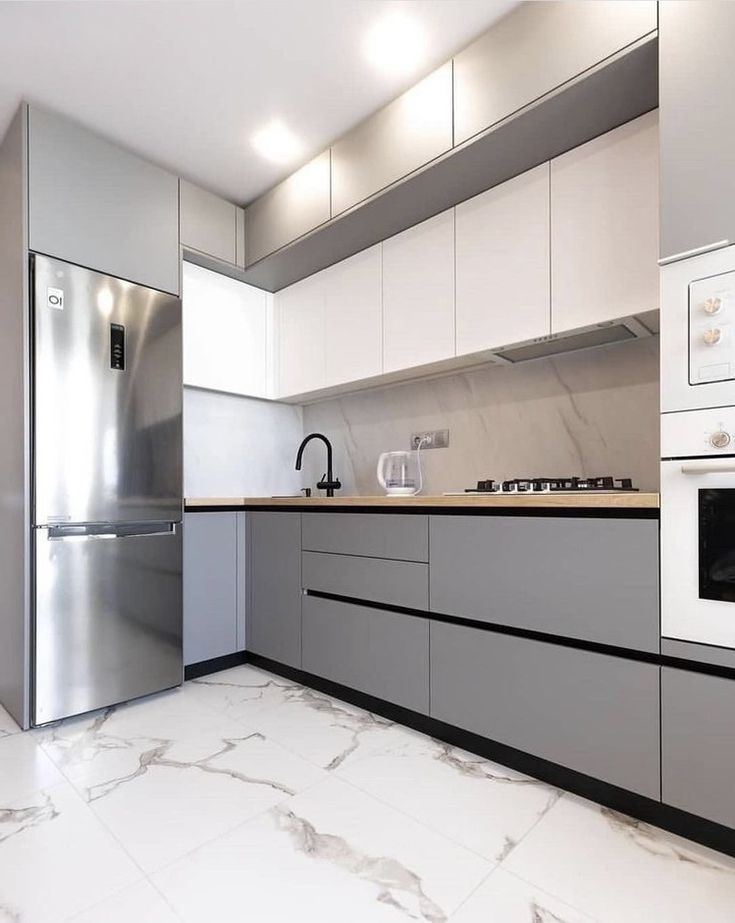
[{"xmin": 376, "ymin": 450, "xmax": 422, "ymax": 496}]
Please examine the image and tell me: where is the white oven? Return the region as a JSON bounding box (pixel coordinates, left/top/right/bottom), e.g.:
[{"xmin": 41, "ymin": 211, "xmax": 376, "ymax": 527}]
[
  {"xmin": 661, "ymin": 243, "xmax": 735, "ymax": 413},
  {"xmin": 661, "ymin": 407, "xmax": 735, "ymax": 647}
]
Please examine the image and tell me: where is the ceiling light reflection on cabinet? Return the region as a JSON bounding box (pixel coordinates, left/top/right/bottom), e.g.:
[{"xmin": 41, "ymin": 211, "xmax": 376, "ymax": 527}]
[
  {"xmin": 364, "ymin": 12, "xmax": 426, "ymax": 77},
  {"xmin": 251, "ymin": 120, "xmax": 303, "ymax": 165}
]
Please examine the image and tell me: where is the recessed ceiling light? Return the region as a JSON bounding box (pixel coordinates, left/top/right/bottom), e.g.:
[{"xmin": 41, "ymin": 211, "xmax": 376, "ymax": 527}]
[
  {"xmin": 363, "ymin": 12, "xmax": 426, "ymax": 77},
  {"xmin": 251, "ymin": 120, "xmax": 303, "ymax": 165}
]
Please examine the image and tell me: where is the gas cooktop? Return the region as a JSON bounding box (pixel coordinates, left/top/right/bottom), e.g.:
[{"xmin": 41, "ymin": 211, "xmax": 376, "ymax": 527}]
[{"xmin": 464, "ymin": 476, "xmax": 639, "ymax": 494}]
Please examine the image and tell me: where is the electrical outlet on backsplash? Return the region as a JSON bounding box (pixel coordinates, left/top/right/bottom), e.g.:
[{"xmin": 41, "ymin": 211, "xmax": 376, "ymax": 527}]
[{"xmin": 410, "ymin": 429, "xmax": 450, "ymax": 450}]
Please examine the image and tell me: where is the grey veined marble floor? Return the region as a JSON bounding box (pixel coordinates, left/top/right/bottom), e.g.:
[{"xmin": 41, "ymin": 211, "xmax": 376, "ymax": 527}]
[{"xmin": 2, "ymin": 665, "xmax": 735, "ymax": 923}]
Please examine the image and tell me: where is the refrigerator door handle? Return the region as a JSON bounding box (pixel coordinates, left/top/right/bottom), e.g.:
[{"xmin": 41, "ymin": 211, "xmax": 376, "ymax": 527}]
[{"xmin": 46, "ymin": 522, "xmax": 178, "ymax": 540}]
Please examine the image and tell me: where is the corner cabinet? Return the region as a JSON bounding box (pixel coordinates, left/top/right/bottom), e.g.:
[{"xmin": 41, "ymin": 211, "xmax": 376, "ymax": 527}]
[
  {"xmin": 180, "ymin": 180, "xmax": 244, "ymax": 268},
  {"xmin": 551, "ymin": 111, "xmax": 659, "ymax": 332},
  {"xmin": 27, "ymin": 105, "xmax": 179, "ymax": 294},
  {"xmin": 659, "ymin": 2, "xmax": 735, "ymax": 262}
]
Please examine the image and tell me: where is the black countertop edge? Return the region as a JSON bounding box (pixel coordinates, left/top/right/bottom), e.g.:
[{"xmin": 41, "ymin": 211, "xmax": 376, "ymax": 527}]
[{"xmin": 185, "ymin": 503, "xmax": 659, "ymax": 519}]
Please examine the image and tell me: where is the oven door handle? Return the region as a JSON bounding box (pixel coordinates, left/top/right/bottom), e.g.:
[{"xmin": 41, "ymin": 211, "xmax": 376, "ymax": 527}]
[{"xmin": 680, "ymin": 461, "xmax": 735, "ymax": 475}]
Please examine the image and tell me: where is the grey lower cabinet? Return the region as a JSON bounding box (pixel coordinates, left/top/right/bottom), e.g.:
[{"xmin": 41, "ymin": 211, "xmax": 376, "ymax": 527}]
[
  {"xmin": 183, "ymin": 512, "xmax": 241, "ymax": 666},
  {"xmin": 180, "ymin": 180, "xmax": 240, "ymax": 267},
  {"xmin": 247, "ymin": 511, "xmax": 302, "ymax": 668},
  {"xmin": 659, "ymin": 2, "xmax": 735, "ymax": 261},
  {"xmin": 431, "ymin": 620, "xmax": 660, "ymax": 799},
  {"xmin": 662, "ymin": 667, "xmax": 735, "ymax": 828},
  {"xmin": 302, "ymin": 512, "xmax": 428, "ymax": 562},
  {"xmin": 429, "ymin": 515, "xmax": 659, "ymax": 652},
  {"xmin": 302, "ymin": 552, "xmax": 428, "ymax": 611},
  {"xmin": 27, "ymin": 105, "xmax": 179, "ymax": 295},
  {"xmin": 302, "ymin": 595, "xmax": 429, "ymax": 714}
]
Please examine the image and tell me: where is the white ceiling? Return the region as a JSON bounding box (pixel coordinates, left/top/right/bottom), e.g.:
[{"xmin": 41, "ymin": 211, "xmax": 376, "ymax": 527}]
[{"xmin": 0, "ymin": 0, "xmax": 516, "ymax": 205}]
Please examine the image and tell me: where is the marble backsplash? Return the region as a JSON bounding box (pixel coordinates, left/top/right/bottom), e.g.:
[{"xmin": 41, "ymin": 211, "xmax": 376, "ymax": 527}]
[{"xmin": 300, "ymin": 336, "xmax": 661, "ymax": 495}]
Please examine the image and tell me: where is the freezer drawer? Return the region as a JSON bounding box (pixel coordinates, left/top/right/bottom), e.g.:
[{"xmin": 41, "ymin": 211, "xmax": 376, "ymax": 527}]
[{"xmin": 33, "ymin": 523, "xmax": 182, "ymax": 725}]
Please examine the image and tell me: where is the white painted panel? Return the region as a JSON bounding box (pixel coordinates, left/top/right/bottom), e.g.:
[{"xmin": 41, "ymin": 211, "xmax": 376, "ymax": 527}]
[
  {"xmin": 551, "ymin": 111, "xmax": 659, "ymax": 333},
  {"xmin": 276, "ymin": 271, "xmax": 325, "ymax": 396},
  {"xmin": 323, "ymin": 244, "xmax": 383, "ymax": 387},
  {"xmin": 383, "ymin": 209, "xmax": 455, "ymax": 373},
  {"xmin": 183, "ymin": 261, "xmax": 268, "ymax": 398},
  {"xmin": 456, "ymin": 163, "xmax": 550, "ymax": 355}
]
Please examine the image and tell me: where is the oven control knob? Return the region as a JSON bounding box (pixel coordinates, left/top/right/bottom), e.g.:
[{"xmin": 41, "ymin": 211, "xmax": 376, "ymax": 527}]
[
  {"xmin": 704, "ymin": 297, "xmax": 724, "ymax": 315},
  {"xmin": 703, "ymin": 327, "xmax": 723, "ymax": 346},
  {"xmin": 710, "ymin": 430, "xmax": 731, "ymax": 449}
]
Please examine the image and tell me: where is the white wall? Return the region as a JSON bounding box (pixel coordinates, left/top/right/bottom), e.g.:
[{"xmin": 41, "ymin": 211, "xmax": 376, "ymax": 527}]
[{"xmin": 184, "ymin": 387, "xmax": 303, "ymax": 498}]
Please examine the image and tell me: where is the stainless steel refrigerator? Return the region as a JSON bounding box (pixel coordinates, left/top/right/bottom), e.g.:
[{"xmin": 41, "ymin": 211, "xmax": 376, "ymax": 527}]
[{"xmin": 31, "ymin": 254, "xmax": 183, "ymax": 726}]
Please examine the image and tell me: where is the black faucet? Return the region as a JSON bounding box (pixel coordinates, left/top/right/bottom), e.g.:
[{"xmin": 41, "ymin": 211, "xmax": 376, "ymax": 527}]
[{"xmin": 295, "ymin": 433, "xmax": 342, "ymax": 497}]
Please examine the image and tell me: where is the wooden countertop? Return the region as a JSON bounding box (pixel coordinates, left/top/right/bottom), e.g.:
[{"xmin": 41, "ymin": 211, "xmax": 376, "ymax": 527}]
[{"xmin": 185, "ymin": 493, "xmax": 660, "ymax": 511}]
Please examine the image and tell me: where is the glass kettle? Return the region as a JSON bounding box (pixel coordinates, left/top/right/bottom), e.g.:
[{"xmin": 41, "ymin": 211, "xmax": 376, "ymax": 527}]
[{"xmin": 377, "ymin": 450, "xmax": 423, "ymax": 496}]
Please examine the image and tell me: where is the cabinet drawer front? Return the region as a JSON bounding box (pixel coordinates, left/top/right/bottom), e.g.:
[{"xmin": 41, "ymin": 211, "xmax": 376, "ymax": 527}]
[
  {"xmin": 662, "ymin": 667, "xmax": 735, "ymax": 828},
  {"xmin": 431, "ymin": 621, "xmax": 660, "ymax": 799},
  {"xmin": 303, "ymin": 552, "xmax": 428, "ymax": 611},
  {"xmin": 302, "ymin": 596, "xmax": 429, "ymax": 714},
  {"xmin": 429, "ymin": 515, "xmax": 659, "ymax": 652},
  {"xmin": 302, "ymin": 513, "xmax": 428, "ymax": 561}
]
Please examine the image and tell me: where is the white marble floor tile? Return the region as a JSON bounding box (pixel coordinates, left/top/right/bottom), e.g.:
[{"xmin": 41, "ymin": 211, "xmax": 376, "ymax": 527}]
[
  {"xmin": 0, "ymin": 733, "xmax": 66, "ymax": 803},
  {"xmin": 153, "ymin": 775, "xmax": 492, "ymax": 923},
  {"xmin": 65, "ymin": 879, "xmax": 181, "ymax": 923},
  {"xmin": 503, "ymin": 793, "xmax": 735, "ymax": 923},
  {"xmin": 85, "ymin": 729, "xmax": 326, "ymax": 872},
  {"xmin": 0, "ymin": 706, "xmax": 20, "ymax": 739},
  {"xmin": 222, "ymin": 678, "xmax": 416, "ymax": 772},
  {"xmin": 185, "ymin": 665, "xmax": 302, "ymax": 723},
  {"xmin": 450, "ymin": 868, "xmax": 595, "ymax": 922},
  {"xmin": 338, "ymin": 730, "xmax": 561, "ymax": 862},
  {"xmin": 0, "ymin": 782, "xmax": 141, "ymax": 923}
]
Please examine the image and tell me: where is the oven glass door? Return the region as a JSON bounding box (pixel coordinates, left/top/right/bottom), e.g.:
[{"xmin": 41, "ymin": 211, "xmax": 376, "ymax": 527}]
[{"xmin": 661, "ymin": 460, "xmax": 735, "ymax": 647}]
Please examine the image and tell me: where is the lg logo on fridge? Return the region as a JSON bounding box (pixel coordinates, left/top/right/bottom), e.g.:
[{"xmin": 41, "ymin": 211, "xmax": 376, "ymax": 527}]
[{"xmin": 46, "ymin": 287, "xmax": 64, "ymax": 310}]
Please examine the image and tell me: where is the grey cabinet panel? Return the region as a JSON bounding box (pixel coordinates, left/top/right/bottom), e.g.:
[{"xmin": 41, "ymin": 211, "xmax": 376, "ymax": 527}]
[
  {"xmin": 660, "ymin": 2, "xmax": 735, "ymax": 260},
  {"xmin": 28, "ymin": 106, "xmax": 179, "ymax": 294},
  {"xmin": 245, "ymin": 151, "xmax": 331, "ymax": 266},
  {"xmin": 331, "ymin": 63, "xmax": 453, "ymax": 216},
  {"xmin": 302, "ymin": 596, "xmax": 429, "ymax": 714},
  {"xmin": 302, "ymin": 513, "xmax": 428, "ymax": 562},
  {"xmin": 429, "ymin": 516, "xmax": 659, "ymax": 652},
  {"xmin": 302, "ymin": 552, "xmax": 428, "ymax": 611},
  {"xmin": 662, "ymin": 667, "xmax": 735, "ymax": 827},
  {"xmin": 454, "ymin": 1, "xmax": 656, "ymax": 145},
  {"xmin": 183, "ymin": 513, "xmax": 238, "ymax": 666},
  {"xmin": 431, "ymin": 621, "xmax": 660, "ymax": 799},
  {"xmin": 248, "ymin": 512, "xmax": 301, "ymax": 667},
  {"xmin": 236, "ymin": 208, "xmax": 246, "ymax": 270},
  {"xmin": 180, "ymin": 180, "xmax": 237, "ymax": 265}
]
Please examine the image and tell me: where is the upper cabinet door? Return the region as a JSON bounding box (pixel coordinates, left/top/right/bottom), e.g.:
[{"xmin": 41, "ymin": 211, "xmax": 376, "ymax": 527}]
[
  {"xmin": 276, "ymin": 272, "xmax": 326, "ymax": 397},
  {"xmin": 28, "ymin": 106, "xmax": 179, "ymax": 295},
  {"xmin": 453, "ymin": 1, "xmax": 657, "ymax": 145},
  {"xmin": 455, "ymin": 163, "xmax": 550, "ymax": 355},
  {"xmin": 551, "ymin": 111, "xmax": 659, "ymax": 334},
  {"xmin": 331, "ymin": 64, "xmax": 453, "ymax": 216},
  {"xmin": 245, "ymin": 151, "xmax": 331, "ymax": 266},
  {"xmin": 660, "ymin": 2, "xmax": 735, "ymax": 261},
  {"xmin": 323, "ymin": 245, "xmax": 382, "ymax": 387},
  {"xmin": 383, "ymin": 209, "xmax": 455, "ymax": 373},
  {"xmin": 180, "ymin": 180, "xmax": 238, "ymax": 266},
  {"xmin": 182, "ymin": 262, "xmax": 269, "ymax": 398}
]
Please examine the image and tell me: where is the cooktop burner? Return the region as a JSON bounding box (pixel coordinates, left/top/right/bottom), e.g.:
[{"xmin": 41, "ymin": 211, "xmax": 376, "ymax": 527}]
[{"xmin": 466, "ymin": 476, "xmax": 638, "ymax": 494}]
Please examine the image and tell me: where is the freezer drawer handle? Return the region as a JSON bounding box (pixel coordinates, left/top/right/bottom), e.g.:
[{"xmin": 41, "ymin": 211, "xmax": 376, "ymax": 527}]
[
  {"xmin": 680, "ymin": 461, "xmax": 735, "ymax": 475},
  {"xmin": 47, "ymin": 522, "xmax": 177, "ymax": 540}
]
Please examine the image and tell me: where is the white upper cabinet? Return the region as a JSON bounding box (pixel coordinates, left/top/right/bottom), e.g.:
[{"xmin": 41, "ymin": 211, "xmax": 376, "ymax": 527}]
[
  {"xmin": 323, "ymin": 245, "xmax": 383, "ymax": 387},
  {"xmin": 382, "ymin": 209, "xmax": 455, "ymax": 372},
  {"xmin": 455, "ymin": 163, "xmax": 550, "ymax": 355},
  {"xmin": 180, "ymin": 180, "xmax": 240, "ymax": 266},
  {"xmin": 550, "ymin": 110, "xmax": 659, "ymax": 333},
  {"xmin": 28, "ymin": 105, "xmax": 179, "ymax": 295},
  {"xmin": 183, "ymin": 262, "xmax": 270, "ymax": 398},
  {"xmin": 276, "ymin": 272, "xmax": 325, "ymax": 397}
]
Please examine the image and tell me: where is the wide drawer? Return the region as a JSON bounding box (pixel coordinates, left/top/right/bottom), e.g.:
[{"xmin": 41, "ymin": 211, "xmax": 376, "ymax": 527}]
[
  {"xmin": 302, "ymin": 513, "xmax": 428, "ymax": 562},
  {"xmin": 431, "ymin": 621, "xmax": 660, "ymax": 799},
  {"xmin": 302, "ymin": 551, "xmax": 428, "ymax": 610},
  {"xmin": 302, "ymin": 596, "xmax": 429, "ymax": 714},
  {"xmin": 429, "ymin": 515, "xmax": 659, "ymax": 652}
]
